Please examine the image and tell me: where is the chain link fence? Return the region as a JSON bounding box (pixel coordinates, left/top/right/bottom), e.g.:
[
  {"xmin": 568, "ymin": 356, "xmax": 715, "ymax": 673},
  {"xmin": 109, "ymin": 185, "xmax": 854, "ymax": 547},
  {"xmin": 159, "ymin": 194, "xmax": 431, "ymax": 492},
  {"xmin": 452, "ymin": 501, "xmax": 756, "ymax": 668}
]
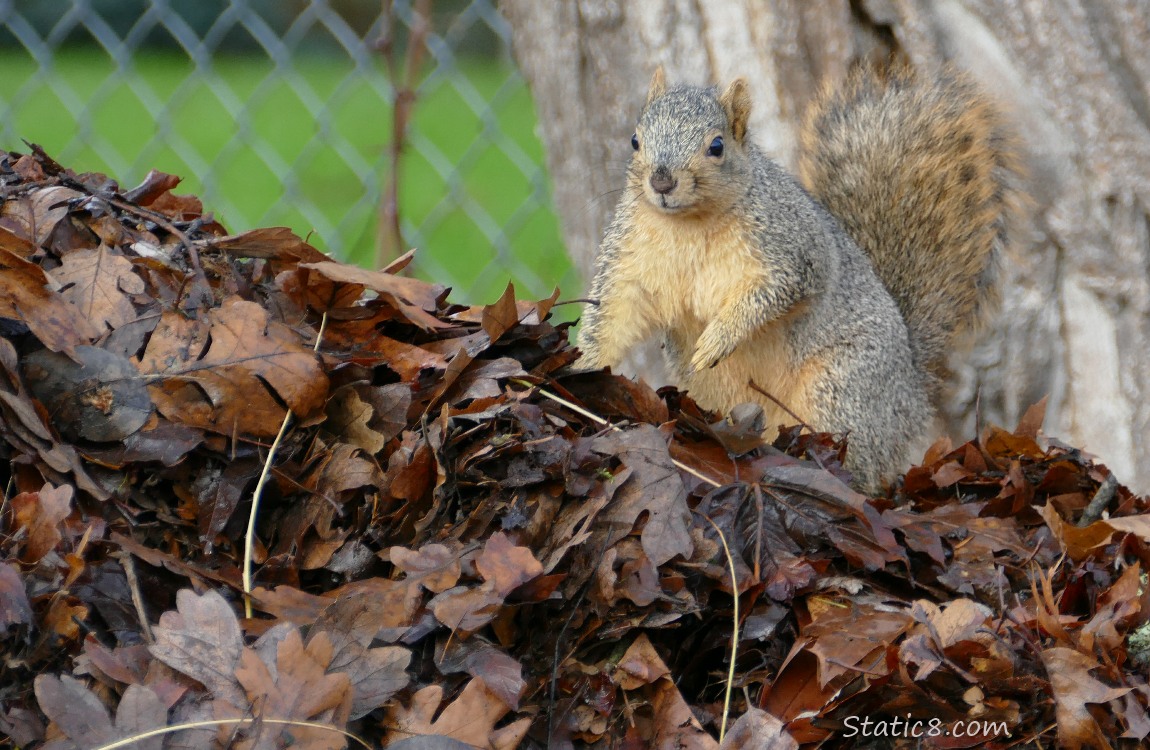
[{"xmin": 0, "ymin": 0, "xmax": 572, "ymax": 305}]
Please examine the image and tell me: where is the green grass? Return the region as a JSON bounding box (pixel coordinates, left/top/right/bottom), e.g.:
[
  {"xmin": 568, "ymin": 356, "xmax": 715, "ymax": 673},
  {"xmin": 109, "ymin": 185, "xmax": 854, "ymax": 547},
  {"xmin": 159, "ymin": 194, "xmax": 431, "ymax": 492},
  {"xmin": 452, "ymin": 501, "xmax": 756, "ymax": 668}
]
[{"xmin": 0, "ymin": 48, "xmax": 576, "ymax": 311}]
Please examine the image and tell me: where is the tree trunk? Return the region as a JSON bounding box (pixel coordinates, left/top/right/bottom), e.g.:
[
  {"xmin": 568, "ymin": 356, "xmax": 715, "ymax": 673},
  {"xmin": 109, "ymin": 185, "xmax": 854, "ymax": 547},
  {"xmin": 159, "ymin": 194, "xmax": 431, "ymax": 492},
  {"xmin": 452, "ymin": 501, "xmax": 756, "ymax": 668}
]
[{"xmin": 501, "ymin": 0, "xmax": 1150, "ymax": 491}]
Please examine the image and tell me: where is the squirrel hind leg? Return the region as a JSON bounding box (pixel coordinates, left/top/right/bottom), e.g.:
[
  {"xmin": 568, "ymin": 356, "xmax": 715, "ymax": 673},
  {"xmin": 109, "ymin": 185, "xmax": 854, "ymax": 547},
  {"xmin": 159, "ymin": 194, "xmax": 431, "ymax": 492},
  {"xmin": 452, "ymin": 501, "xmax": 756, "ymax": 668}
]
[{"xmin": 805, "ymin": 341, "xmax": 930, "ymax": 495}]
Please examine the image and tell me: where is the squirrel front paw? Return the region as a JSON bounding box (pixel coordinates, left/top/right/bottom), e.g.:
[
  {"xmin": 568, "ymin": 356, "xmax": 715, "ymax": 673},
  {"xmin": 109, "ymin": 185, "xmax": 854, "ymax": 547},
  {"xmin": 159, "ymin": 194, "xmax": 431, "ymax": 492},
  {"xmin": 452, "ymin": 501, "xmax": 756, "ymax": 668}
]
[
  {"xmin": 689, "ymin": 326, "xmax": 736, "ymax": 373},
  {"xmin": 574, "ymin": 334, "xmax": 613, "ymax": 372},
  {"xmin": 573, "ymin": 349, "xmax": 607, "ymax": 372}
]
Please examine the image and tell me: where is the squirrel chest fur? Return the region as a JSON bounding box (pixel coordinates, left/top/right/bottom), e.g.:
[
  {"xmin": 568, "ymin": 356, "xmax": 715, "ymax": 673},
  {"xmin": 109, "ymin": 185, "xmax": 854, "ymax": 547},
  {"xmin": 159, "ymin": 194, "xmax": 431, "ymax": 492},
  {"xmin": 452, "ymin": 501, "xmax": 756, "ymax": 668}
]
[
  {"xmin": 577, "ymin": 64, "xmax": 1021, "ymax": 493},
  {"xmin": 612, "ymin": 199, "xmax": 816, "ymax": 429}
]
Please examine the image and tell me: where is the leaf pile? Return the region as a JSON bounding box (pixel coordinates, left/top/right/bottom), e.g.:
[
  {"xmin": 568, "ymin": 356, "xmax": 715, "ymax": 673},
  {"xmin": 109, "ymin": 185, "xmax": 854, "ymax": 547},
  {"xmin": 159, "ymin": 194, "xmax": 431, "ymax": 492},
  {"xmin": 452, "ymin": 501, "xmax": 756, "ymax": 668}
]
[{"xmin": 1, "ymin": 145, "xmax": 1149, "ymax": 749}]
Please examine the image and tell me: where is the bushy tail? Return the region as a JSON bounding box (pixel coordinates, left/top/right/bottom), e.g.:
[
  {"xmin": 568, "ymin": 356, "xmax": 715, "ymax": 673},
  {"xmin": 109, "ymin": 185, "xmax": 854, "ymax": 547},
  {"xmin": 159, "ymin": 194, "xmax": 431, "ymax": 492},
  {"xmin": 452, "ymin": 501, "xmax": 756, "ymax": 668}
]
[{"xmin": 797, "ymin": 64, "xmax": 1024, "ymax": 381}]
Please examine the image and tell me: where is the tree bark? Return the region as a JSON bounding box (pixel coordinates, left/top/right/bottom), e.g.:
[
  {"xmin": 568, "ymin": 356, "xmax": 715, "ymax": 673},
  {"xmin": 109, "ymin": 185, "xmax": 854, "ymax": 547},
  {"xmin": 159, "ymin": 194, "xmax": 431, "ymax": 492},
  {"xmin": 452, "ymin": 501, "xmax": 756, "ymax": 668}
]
[{"xmin": 501, "ymin": 0, "xmax": 1150, "ymax": 491}]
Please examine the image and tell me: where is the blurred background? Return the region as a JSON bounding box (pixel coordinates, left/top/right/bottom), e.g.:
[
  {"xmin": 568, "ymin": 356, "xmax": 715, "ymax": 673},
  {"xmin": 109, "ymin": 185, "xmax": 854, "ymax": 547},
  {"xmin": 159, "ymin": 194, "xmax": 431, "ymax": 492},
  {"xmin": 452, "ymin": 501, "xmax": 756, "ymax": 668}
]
[{"xmin": 0, "ymin": 0, "xmax": 575, "ymax": 308}]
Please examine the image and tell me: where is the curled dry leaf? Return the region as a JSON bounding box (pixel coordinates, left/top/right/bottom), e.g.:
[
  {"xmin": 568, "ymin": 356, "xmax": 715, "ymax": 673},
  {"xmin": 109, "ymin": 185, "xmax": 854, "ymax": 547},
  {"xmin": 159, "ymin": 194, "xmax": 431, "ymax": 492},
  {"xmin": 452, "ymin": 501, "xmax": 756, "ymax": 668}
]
[{"xmin": 206, "ymin": 226, "xmax": 329, "ymax": 263}]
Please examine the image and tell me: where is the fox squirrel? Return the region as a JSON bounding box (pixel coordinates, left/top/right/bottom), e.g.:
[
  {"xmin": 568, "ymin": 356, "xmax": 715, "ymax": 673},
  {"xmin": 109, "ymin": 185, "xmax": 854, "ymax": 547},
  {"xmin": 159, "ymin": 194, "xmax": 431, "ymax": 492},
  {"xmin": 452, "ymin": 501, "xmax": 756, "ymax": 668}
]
[{"xmin": 576, "ymin": 64, "xmax": 1022, "ymax": 492}]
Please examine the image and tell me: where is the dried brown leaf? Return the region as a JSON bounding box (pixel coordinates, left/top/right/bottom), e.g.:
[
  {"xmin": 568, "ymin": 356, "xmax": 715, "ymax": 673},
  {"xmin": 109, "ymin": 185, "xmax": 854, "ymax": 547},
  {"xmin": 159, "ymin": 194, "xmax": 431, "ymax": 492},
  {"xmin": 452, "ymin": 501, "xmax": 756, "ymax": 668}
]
[
  {"xmin": 593, "ymin": 425, "xmax": 693, "ymax": 566},
  {"xmin": 43, "ymin": 597, "xmax": 88, "ymax": 641},
  {"xmin": 1042, "ymin": 646, "xmax": 1130, "ymax": 750},
  {"xmin": 0, "ymin": 562, "xmax": 33, "ymax": 630},
  {"xmin": 1039, "ymin": 502, "xmax": 1116, "ymax": 562},
  {"xmin": 429, "ymin": 585, "xmax": 503, "ymax": 633},
  {"xmin": 122, "ymin": 169, "xmax": 182, "ymax": 205},
  {"xmin": 1, "ymin": 185, "xmax": 79, "ymax": 245},
  {"xmin": 208, "ymin": 226, "xmax": 328, "ymax": 263},
  {"xmin": 112, "ymin": 684, "xmax": 168, "ymax": 750},
  {"xmin": 325, "ymin": 386, "xmax": 387, "ymax": 455},
  {"xmin": 311, "ymin": 593, "xmax": 413, "ymax": 719},
  {"xmin": 436, "ymin": 639, "xmax": 524, "ymax": 711},
  {"xmin": 149, "ymin": 588, "xmax": 246, "ymax": 707},
  {"xmin": 52, "ymin": 245, "xmax": 144, "ymax": 331},
  {"xmin": 384, "ymin": 678, "xmax": 515, "ymax": 748},
  {"xmin": 390, "ymin": 543, "xmax": 462, "ymax": 593},
  {"xmin": 614, "ymin": 633, "xmax": 670, "ymax": 690},
  {"xmin": 648, "ymin": 675, "xmax": 718, "ymax": 750},
  {"xmin": 11, "ymin": 482, "xmax": 72, "ymax": 563},
  {"xmin": 141, "ymin": 299, "xmax": 328, "ymax": 436},
  {"xmin": 0, "ymin": 248, "xmax": 99, "ymax": 354},
  {"xmin": 476, "ymin": 531, "xmax": 543, "ymax": 597},
  {"xmin": 1014, "ymin": 396, "xmax": 1048, "ymax": 438},
  {"xmin": 33, "ymin": 674, "xmax": 114, "ymax": 749},
  {"xmin": 234, "ymin": 629, "xmax": 352, "ymax": 726},
  {"xmin": 759, "ymin": 648, "xmax": 835, "ymax": 743},
  {"xmin": 1081, "ymin": 562, "xmax": 1142, "ymax": 652},
  {"xmin": 481, "ymin": 282, "xmax": 519, "ymax": 342},
  {"xmin": 719, "ymin": 707, "xmax": 798, "ymax": 750},
  {"xmin": 24, "ymin": 346, "xmax": 153, "ymax": 442},
  {"xmin": 300, "ymin": 260, "xmax": 448, "ymax": 330},
  {"xmin": 805, "ymin": 601, "xmax": 908, "ymax": 688}
]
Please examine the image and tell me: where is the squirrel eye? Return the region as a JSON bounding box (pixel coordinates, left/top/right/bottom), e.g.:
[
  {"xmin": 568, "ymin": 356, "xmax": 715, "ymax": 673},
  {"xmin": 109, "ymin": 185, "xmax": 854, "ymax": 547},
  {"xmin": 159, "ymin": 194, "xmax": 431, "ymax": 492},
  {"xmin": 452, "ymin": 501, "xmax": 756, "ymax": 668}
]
[
  {"xmin": 631, "ymin": 133, "xmax": 639, "ymax": 151},
  {"xmin": 708, "ymin": 136, "xmax": 724, "ymax": 157}
]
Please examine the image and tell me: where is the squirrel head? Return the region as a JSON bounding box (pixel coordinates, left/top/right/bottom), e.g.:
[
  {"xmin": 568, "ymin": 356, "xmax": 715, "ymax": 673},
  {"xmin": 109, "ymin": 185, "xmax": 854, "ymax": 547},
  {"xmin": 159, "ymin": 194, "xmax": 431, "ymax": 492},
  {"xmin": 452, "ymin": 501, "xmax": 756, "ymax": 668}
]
[{"xmin": 628, "ymin": 67, "xmax": 752, "ymax": 216}]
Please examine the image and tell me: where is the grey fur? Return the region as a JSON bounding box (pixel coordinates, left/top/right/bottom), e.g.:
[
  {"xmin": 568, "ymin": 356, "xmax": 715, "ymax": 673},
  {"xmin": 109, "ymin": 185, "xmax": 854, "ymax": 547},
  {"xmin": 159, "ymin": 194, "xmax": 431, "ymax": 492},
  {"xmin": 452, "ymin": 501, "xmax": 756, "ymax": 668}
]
[{"xmin": 577, "ymin": 72, "xmax": 1008, "ymax": 492}]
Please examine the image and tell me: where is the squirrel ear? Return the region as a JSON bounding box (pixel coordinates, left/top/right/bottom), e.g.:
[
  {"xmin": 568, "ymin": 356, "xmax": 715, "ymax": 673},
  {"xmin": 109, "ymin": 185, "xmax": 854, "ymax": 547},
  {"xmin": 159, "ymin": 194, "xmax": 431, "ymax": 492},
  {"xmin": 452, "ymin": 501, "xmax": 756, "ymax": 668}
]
[
  {"xmin": 646, "ymin": 66, "xmax": 667, "ymax": 104},
  {"xmin": 720, "ymin": 78, "xmax": 752, "ymax": 142}
]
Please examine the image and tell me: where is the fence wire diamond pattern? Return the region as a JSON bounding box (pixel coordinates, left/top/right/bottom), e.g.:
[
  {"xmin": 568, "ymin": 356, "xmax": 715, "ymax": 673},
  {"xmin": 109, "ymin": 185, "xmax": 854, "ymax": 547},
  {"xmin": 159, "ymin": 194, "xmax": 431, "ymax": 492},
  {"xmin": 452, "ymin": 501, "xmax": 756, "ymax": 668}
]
[{"xmin": 0, "ymin": 0, "xmax": 569, "ymax": 304}]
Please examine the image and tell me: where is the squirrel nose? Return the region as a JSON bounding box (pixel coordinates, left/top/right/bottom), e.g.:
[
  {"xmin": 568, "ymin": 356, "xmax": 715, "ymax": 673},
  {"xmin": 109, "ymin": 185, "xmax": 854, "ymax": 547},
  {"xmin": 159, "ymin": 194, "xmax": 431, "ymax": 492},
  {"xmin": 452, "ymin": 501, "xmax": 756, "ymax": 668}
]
[{"xmin": 650, "ymin": 169, "xmax": 678, "ymax": 195}]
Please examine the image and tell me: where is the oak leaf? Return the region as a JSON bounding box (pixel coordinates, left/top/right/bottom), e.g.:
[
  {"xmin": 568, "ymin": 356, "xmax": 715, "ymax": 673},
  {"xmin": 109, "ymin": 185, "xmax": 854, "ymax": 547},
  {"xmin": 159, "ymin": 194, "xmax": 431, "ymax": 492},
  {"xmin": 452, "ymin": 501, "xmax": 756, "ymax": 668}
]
[
  {"xmin": 149, "ymin": 589, "xmax": 246, "ymax": 707},
  {"xmin": 11, "ymin": 482, "xmax": 72, "ymax": 564},
  {"xmin": 141, "ymin": 299, "xmax": 328, "ymax": 436},
  {"xmin": 385, "ymin": 678, "xmax": 529, "ymax": 749},
  {"xmin": 53, "ymin": 245, "xmax": 144, "ymax": 331},
  {"xmin": 1042, "ymin": 647, "xmax": 1131, "ymax": 750}
]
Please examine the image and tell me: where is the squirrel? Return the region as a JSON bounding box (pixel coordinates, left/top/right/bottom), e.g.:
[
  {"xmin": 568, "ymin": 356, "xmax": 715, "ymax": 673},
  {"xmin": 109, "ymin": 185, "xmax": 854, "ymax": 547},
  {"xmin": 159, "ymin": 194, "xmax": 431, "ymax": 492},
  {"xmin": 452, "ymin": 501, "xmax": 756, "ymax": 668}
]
[{"xmin": 575, "ymin": 63, "xmax": 1022, "ymax": 493}]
